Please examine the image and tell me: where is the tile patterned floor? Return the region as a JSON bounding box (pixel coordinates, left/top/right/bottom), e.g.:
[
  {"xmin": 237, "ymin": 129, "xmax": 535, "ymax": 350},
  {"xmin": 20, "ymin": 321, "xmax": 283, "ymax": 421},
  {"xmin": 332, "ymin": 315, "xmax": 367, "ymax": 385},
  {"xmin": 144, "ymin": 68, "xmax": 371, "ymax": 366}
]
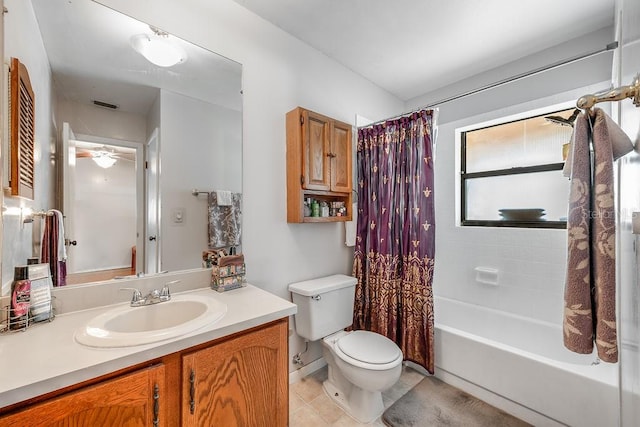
[{"xmin": 290, "ymin": 365, "xmax": 426, "ymax": 426}]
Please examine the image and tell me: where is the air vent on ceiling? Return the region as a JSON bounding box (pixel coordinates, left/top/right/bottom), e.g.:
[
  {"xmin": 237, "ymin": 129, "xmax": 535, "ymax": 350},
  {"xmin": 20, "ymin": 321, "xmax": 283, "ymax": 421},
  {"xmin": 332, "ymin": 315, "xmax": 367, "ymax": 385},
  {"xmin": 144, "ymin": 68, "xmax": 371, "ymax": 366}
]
[{"xmin": 92, "ymin": 100, "xmax": 119, "ymax": 110}]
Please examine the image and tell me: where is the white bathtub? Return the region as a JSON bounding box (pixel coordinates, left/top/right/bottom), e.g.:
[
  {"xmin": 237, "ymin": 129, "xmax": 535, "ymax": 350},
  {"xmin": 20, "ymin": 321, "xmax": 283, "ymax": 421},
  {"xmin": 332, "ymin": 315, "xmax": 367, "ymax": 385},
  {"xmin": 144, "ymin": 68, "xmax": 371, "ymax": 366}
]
[{"xmin": 434, "ymin": 296, "xmax": 619, "ymax": 427}]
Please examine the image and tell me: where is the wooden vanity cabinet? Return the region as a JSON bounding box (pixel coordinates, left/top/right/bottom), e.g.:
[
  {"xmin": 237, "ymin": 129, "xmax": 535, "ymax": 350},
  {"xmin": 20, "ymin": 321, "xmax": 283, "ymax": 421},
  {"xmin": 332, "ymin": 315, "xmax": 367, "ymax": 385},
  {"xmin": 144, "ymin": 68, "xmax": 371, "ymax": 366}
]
[
  {"xmin": 0, "ymin": 319, "xmax": 289, "ymax": 427},
  {"xmin": 0, "ymin": 364, "xmax": 166, "ymax": 427},
  {"xmin": 181, "ymin": 320, "xmax": 288, "ymax": 426},
  {"xmin": 286, "ymin": 107, "xmax": 353, "ymax": 223}
]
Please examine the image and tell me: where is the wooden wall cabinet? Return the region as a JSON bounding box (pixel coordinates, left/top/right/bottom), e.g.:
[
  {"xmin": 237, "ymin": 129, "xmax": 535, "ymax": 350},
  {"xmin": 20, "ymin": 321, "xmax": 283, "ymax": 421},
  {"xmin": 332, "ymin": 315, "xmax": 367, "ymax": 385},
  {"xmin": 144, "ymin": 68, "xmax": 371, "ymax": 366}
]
[
  {"xmin": 286, "ymin": 107, "xmax": 353, "ymax": 223},
  {"xmin": 0, "ymin": 319, "xmax": 289, "ymax": 427}
]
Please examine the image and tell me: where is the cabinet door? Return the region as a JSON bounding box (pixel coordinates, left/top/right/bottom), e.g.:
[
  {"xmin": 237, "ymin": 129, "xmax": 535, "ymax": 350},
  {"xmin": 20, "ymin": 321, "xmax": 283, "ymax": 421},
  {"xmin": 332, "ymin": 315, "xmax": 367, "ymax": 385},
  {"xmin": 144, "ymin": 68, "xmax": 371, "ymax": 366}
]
[
  {"xmin": 182, "ymin": 320, "xmax": 288, "ymax": 427},
  {"xmin": 330, "ymin": 120, "xmax": 352, "ymax": 193},
  {"xmin": 302, "ymin": 110, "xmax": 331, "ymax": 191},
  {"xmin": 0, "ymin": 364, "xmax": 165, "ymax": 427}
]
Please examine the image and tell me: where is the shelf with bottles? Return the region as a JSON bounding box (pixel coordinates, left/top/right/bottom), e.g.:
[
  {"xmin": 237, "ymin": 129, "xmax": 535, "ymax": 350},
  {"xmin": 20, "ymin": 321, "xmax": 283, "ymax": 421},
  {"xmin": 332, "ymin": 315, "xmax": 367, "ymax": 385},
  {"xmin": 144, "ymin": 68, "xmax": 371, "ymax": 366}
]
[{"xmin": 299, "ymin": 190, "xmax": 352, "ymax": 223}]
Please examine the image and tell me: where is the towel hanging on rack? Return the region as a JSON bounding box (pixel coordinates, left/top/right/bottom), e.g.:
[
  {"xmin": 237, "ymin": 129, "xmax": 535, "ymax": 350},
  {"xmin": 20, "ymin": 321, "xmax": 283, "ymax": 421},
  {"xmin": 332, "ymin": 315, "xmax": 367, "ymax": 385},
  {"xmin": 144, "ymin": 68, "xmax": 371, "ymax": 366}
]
[
  {"xmin": 208, "ymin": 192, "xmax": 242, "ymax": 249},
  {"xmin": 215, "ymin": 190, "xmax": 233, "ymax": 206},
  {"xmin": 562, "ymin": 108, "xmax": 633, "ymax": 177},
  {"xmin": 40, "ymin": 209, "xmax": 67, "ymax": 287},
  {"xmin": 563, "ymin": 108, "xmax": 623, "ymax": 363}
]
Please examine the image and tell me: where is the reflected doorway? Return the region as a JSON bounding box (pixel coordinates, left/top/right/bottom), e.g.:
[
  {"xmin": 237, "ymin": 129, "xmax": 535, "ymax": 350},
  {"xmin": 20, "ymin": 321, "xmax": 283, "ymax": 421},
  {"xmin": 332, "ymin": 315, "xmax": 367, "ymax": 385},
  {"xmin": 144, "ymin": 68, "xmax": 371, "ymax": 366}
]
[{"xmin": 61, "ymin": 123, "xmax": 144, "ymax": 283}]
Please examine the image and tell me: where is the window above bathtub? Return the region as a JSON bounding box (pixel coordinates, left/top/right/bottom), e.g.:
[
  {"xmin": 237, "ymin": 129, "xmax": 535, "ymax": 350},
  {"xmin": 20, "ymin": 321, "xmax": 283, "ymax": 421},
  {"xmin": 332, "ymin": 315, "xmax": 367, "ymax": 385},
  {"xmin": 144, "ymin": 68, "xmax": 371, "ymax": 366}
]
[{"xmin": 460, "ymin": 107, "xmax": 575, "ymax": 229}]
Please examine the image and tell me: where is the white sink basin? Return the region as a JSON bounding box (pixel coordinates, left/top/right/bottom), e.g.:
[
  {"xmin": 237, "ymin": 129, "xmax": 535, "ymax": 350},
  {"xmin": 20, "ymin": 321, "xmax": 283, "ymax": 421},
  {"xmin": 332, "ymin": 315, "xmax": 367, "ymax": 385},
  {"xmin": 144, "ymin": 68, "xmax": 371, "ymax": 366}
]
[{"xmin": 75, "ymin": 294, "xmax": 227, "ymax": 348}]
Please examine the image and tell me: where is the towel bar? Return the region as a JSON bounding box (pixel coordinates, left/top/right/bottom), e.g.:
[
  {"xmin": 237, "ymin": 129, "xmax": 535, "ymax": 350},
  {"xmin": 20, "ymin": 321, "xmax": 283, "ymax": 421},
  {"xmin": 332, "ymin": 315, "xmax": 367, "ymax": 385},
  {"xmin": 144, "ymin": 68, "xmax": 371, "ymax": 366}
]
[
  {"xmin": 191, "ymin": 189, "xmax": 209, "ymax": 196},
  {"xmin": 576, "ymin": 73, "xmax": 640, "ymax": 111}
]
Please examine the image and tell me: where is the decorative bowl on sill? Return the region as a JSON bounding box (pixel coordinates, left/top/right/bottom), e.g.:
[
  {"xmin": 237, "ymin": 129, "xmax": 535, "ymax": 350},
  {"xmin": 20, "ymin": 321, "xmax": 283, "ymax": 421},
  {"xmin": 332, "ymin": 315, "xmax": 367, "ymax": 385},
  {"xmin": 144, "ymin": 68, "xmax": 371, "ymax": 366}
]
[{"xmin": 498, "ymin": 208, "xmax": 546, "ymax": 221}]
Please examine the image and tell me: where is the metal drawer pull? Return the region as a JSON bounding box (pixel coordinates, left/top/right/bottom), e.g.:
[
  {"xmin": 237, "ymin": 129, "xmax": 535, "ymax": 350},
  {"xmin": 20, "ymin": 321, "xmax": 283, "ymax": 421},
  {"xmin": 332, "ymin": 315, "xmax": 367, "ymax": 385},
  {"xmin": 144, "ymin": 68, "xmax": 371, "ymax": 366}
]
[
  {"xmin": 153, "ymin": 383, "xmax": 160, "ymax": 426},
  {"xmin": 189, "ymin": 369, "xmax": 196, "ymax": 414}
]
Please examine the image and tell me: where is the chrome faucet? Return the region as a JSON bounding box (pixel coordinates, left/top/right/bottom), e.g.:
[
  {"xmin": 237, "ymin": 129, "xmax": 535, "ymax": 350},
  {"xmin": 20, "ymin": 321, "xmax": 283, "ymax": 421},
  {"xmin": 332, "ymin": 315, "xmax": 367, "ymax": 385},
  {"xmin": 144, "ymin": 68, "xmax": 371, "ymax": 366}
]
[{"xmin": 120, "ymin": 280, "xmax": 179, "ymax": 307}]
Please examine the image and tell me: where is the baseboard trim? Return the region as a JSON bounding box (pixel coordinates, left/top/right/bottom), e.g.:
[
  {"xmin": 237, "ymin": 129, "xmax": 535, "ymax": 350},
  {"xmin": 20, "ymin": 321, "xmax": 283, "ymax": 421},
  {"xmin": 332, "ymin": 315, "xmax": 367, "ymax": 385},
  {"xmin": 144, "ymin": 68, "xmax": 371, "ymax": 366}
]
[{"xmin": 289, "ymin": 357, "xmax": 327, "ymax": 384}]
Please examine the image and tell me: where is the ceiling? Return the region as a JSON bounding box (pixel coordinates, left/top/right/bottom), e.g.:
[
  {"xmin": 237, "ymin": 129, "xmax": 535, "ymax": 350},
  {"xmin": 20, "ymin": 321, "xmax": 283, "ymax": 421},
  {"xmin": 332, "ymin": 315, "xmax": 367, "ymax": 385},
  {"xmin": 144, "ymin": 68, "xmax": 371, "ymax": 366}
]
[
  {"xmin": 30, "ymin": 0, "xmax": 242, "ymax": 115},
  {"xmin": 231, "ymin": 0, "xmax": 615, "ymax": 101}
]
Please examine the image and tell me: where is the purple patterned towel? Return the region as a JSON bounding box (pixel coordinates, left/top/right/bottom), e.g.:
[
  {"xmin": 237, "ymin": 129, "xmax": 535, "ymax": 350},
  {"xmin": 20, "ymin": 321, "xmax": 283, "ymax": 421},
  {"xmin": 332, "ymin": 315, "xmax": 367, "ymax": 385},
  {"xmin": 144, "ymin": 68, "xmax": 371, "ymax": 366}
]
[{"xmin": 563, "ymin": 108, "xmax": 627, "ymax": 363}]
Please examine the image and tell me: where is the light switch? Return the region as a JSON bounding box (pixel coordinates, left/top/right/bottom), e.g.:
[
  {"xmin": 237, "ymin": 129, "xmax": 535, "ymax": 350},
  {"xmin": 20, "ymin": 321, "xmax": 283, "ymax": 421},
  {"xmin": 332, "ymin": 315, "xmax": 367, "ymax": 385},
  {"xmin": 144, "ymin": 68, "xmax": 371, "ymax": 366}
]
[{"xmin": 173, "ymin": 208, "xmax": 185, "ymax": 224}]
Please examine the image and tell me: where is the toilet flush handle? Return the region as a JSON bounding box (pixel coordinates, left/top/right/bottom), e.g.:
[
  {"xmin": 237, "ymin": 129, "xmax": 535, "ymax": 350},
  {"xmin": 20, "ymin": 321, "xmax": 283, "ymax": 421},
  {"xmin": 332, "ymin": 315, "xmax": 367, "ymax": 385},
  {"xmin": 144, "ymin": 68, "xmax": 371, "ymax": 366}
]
[{"xmin": 311, "ymin": 295, "xmax": 321, "ymax": 301}]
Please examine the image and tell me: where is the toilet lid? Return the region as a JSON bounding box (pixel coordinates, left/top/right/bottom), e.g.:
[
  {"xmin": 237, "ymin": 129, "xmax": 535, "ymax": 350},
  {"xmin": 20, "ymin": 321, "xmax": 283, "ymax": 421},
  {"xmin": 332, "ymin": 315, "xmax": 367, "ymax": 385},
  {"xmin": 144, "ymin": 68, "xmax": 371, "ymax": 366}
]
[{"xmin": 337, "ymin": 331, "xmax": 401, "ymax": 364}]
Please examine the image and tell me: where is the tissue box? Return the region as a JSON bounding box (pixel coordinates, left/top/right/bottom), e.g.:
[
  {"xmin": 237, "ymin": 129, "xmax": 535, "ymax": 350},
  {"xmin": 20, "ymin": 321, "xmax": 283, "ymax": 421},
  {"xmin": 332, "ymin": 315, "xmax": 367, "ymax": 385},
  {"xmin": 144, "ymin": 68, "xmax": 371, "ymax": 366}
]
[{"xmin": 211, "ymin": 255, "xmax": 246, "ymax": 292}]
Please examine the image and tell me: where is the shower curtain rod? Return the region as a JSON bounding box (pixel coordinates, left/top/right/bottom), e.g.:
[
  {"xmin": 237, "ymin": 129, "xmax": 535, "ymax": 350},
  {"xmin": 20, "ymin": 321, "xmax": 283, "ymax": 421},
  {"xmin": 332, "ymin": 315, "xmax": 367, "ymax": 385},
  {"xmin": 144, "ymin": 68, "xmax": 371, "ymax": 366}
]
[{"xmin": 361, "ymin": 41, "xmax": 618, "ymax": 129}]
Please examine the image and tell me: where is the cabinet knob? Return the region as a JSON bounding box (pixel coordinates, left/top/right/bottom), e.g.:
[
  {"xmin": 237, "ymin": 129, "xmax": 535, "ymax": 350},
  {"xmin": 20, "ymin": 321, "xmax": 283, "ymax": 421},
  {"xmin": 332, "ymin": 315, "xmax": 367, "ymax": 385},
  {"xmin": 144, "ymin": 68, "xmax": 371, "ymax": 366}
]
[{"xmin": 326, "ymin": 152, "xmax": 336, "ymax": 158}]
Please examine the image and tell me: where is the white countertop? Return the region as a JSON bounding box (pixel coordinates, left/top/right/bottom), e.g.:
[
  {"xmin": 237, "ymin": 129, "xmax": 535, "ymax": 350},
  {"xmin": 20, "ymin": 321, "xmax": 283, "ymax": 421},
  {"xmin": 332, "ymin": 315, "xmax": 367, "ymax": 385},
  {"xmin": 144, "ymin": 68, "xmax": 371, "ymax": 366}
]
[{"xmin": 0, "ymin": 284, "xmax": 296, "ymax": 408}]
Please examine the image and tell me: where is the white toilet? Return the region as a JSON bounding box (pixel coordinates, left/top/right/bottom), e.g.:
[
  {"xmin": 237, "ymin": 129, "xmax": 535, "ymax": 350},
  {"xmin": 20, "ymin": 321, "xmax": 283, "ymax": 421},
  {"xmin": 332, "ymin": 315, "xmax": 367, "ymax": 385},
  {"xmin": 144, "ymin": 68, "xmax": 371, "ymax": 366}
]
[{"xmin": 289, "ymin": 274, "xmax": 403, "ymax": 423}]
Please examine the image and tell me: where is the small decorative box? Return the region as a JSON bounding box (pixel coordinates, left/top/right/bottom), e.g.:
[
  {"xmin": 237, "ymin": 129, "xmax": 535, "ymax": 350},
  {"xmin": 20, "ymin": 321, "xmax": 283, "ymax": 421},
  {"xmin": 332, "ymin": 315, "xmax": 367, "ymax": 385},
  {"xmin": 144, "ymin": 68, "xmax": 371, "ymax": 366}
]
[{"xmin": 211, "ymin": 254, "xmax": 246, "ymax": 292}]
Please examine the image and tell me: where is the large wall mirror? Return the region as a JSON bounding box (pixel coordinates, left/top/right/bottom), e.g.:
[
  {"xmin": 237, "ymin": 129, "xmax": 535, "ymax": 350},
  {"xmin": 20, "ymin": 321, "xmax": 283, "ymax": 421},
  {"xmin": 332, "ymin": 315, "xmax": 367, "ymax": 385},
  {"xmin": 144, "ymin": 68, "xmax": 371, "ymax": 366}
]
[{"xmin": 1, "ymin": 0, "xmax": 242, "ymax": 294}]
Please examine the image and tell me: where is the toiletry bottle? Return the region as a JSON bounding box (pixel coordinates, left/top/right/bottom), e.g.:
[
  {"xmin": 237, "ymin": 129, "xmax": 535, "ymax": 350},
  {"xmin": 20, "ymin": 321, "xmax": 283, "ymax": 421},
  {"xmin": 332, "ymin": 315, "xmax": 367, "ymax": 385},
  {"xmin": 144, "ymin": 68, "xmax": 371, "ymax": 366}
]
[
  {"xmin": 311, "ymin": 200, "xmax": 320, "ymax": 217},
  {"xmin": 320, "ymin": 201, "xmax": 329, "ymax": 217},
  {"xmin": 10, "ymin": 266, "xmax": 31, "ymax": 330}
]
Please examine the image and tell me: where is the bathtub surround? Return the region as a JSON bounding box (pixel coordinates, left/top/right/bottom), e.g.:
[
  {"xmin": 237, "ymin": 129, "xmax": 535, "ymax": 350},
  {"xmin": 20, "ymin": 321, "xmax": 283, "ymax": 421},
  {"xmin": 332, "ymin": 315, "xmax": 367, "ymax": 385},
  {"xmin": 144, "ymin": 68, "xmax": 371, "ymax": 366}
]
[
  {"xmin": 353, "ymin": 110, "xmax": 436, "ymax": 374},
  {"xmin": 435, "ymin": 295, "xmax": 618, "ymax": 426},
  {"xmin": 564, "ymin": 108, "xmax": 632, "ymax": 362},
  {"xmin": 382, "ymin": 376, "xmax": 530, "ymax": 427}
]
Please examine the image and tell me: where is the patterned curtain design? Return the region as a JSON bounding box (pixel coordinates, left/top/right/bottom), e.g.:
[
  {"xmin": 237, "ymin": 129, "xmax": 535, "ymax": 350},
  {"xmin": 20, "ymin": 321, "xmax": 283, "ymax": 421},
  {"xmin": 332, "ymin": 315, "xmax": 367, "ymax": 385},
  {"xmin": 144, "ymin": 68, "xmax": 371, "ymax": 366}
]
[{"xmin": 352, "ymin": 110, "xmax": 436, "ymax": 374}]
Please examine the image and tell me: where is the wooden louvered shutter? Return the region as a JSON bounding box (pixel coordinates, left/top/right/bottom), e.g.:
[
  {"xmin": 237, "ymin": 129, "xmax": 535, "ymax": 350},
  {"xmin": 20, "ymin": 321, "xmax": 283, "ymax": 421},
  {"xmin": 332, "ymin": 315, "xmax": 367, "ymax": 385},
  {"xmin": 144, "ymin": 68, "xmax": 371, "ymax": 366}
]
[{"xmin": 9, "ymin": 57, "xmax": 35, "ymax": 199}]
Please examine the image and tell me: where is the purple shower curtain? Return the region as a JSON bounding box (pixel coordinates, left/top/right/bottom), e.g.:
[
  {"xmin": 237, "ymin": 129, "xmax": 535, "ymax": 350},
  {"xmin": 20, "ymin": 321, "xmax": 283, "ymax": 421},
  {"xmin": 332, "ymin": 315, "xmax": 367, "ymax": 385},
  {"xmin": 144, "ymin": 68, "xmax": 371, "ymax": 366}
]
[{"xmin": 352, "ymin": 109, "xmax": 436, "ymax": 374}]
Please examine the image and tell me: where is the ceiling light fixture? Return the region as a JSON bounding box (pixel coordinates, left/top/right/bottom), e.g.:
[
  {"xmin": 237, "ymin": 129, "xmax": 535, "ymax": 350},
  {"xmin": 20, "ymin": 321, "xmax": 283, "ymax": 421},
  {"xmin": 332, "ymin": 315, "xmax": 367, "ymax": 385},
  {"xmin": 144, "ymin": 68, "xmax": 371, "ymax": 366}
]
[
  {"xmin": 130, "ymin": 26, "xmax": 186, "ymax": 68},
  {"xmin": 92, "ymin": 149, "xmax": 117, "ymax": 169}
]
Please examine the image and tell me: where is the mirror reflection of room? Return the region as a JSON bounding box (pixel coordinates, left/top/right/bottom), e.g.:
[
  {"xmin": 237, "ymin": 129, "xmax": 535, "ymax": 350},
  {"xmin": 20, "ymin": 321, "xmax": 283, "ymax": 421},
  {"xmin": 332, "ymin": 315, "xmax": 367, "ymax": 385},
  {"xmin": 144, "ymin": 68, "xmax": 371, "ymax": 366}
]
[
  {"xmin": 64, "ymin": 138, "xmax": 139, "ymax": 284},
  {"xmin": 1, "ymin": 0, "xmax": 242, "ymax": 294}
]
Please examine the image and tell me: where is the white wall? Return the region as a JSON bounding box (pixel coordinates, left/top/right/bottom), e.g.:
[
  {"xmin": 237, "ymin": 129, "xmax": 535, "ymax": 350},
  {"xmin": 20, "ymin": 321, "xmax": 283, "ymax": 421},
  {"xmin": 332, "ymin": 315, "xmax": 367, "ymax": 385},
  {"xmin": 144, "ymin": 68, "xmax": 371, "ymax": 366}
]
[
  {"xmin": 94, "ymin": 0, "xmax": 621, "ymax": 371},
  {"xmin": 159, "ymin": 89, "xmax": 242, "ymax": 272},
  {"xmin": 430, "ymin": 88, "xmax": 607, "ymax": 325},
  {"xmin": 403, "ymin": 27, "xmax": 614, "ymax": 327},
  {"xmin": 146, "ymin": 93, "xmax": 161, "ymax": 140},
  {"xmin": 55, "ymin": 100, "xmax": 146, "ymax": 275},
  {"xmin": 71, "ymin": 157, "xmax": 136, "ymax": 272},
  {"xmin": 1, "ymin": 0, "xmax": 56, "ymax": 294},
  {"xmin": 406, "ymin": 27, "xmax": 614, "ymax": 123},
  {"xmin": 94, "ymin": 0, "xmax": 404, "ymax": 369},
  {"xmin": 56, "ymin": 100, "xmax": 147, "ymax": 145}
]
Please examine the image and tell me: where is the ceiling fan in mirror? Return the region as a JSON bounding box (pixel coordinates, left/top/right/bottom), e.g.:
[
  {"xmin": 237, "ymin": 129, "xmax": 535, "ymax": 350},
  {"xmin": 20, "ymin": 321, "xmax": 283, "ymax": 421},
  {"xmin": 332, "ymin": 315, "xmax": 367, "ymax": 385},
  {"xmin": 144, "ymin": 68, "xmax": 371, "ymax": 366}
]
[{"xmin": 75, "ymin": 146, "xmax": 134, "ymax": 169}]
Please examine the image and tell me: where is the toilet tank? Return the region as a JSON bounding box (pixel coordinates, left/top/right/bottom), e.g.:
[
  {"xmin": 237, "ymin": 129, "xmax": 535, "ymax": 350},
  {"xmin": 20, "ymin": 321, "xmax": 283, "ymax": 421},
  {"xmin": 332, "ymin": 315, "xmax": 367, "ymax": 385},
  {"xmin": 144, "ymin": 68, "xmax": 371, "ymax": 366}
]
[{"xmin": 288, "ymin": 274, "xmax": 357, "ymax": 341}]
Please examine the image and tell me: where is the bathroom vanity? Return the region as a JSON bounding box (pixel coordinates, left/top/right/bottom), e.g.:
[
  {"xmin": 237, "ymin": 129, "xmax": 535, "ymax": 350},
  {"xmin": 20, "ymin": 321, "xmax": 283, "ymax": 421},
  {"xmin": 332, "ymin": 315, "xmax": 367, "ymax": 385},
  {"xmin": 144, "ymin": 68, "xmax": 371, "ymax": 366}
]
[{"xmin": 0, "ymin": 272, "xmax": 296, "ymax": 426}]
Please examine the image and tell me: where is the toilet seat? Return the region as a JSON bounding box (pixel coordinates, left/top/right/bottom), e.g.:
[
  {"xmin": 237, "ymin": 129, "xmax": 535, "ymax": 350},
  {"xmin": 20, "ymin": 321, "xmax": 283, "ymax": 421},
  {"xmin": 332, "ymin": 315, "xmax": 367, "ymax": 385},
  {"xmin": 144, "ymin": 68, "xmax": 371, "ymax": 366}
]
[{"xmin": 333, "ymin": 331, "xmax": 402, "ymax": 371}]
